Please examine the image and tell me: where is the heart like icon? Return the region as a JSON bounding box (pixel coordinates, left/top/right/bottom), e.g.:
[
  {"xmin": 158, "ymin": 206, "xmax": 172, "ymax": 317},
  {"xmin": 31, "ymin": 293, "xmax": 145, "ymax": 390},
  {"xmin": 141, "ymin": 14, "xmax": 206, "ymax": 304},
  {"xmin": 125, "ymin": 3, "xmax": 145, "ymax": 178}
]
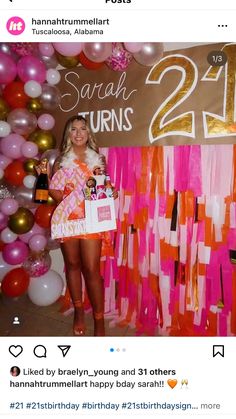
[
  {"xmin": 167, "ymin": 379, "xmax": 178, "ymax": 389},
  {"xmin": 9, "ymin": 345, "xmax": 23, "ymax": 358}
]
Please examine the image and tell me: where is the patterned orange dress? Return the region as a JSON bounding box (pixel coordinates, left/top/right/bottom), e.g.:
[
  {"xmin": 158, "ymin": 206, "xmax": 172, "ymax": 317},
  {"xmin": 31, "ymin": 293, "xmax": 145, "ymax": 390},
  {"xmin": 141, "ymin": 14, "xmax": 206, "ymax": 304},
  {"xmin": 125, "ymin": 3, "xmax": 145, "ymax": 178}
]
[{"xmin": 49, "ymin": 159, "xmax": 112, "ymax": 255}]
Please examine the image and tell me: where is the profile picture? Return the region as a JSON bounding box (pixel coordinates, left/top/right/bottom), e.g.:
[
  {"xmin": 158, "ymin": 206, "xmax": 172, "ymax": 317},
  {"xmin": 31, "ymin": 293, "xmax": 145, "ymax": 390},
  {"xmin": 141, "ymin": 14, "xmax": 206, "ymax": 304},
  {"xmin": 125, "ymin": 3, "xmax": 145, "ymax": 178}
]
[{"xmin": 10, "ymin": 366, "xmax": 20, "ymax": 377}]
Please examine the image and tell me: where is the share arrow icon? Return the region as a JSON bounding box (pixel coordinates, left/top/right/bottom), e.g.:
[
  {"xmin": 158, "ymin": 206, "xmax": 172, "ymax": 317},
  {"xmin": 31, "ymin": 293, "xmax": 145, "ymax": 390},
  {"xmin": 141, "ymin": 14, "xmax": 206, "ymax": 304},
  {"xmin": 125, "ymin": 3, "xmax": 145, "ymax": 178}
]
[{"xmin": 57, "ymin": 345, "xmax": 71, "ymax": 357}]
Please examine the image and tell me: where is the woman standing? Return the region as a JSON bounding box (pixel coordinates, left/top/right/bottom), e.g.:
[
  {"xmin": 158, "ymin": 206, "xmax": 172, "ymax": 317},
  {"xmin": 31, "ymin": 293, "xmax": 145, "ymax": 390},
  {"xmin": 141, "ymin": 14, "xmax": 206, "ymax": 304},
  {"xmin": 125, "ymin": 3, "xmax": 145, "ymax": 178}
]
[{"xmin": 49, "ymin": 115, "xmax": 117, "ymax": 336}]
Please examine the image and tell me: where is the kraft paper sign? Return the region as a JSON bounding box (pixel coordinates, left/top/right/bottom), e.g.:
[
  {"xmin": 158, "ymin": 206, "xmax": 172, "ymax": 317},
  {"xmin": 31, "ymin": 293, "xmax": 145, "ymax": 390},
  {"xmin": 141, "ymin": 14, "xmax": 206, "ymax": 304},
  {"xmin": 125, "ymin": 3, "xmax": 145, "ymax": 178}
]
[{"xmin": 52, "ymin": 43, "xmax": 236, "ymax": 147}]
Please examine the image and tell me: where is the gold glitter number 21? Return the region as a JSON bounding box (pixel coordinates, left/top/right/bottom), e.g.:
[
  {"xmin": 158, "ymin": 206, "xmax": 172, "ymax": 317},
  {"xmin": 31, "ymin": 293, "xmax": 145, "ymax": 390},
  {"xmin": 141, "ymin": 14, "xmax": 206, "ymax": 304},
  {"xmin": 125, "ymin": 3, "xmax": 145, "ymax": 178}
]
[
  {"xmin": 146, "ymin": 55, "xmax": 198, "ymax": 143},
  {"xmin": 146, "ymin": 44, "xmax": 236, "ymax": 143}
]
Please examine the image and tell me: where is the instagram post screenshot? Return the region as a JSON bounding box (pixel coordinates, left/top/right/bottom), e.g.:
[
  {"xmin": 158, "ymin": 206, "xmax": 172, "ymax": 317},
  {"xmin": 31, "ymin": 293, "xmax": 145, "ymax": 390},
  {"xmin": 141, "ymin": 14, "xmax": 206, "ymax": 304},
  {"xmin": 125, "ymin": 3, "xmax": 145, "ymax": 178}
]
[{"xmin": 0, "ymin": 0, "xmax": 236, "ymax": 418}]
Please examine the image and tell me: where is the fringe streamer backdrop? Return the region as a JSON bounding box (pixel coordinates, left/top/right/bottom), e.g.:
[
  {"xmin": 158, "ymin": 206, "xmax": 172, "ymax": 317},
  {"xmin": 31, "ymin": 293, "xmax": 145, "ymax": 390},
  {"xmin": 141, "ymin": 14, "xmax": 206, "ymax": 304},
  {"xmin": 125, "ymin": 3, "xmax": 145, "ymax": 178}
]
[{"xmin": 98, "ymin": 144, "xmax": 236, "ymax": 336}]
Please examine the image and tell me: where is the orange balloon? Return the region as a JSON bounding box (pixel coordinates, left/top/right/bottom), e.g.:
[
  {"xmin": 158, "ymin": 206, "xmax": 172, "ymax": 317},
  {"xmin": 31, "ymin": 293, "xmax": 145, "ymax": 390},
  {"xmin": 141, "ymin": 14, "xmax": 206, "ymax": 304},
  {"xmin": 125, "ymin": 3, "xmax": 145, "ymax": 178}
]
[
  {"xmin": 4, "ymin": 160, "xmax": 26, "ymax": 186},
  {"xmin": 34, "ymin": 204, "xmax": 56, "ymax": 229},
  {"xmin": 3, "ymin": 81, "xmax": 29, "ymax": 109},
  {"xmin": 1, "ymin": 267, "xmax": 30, "ymax": 297},
  {"xmin": 79, "ymin": 52, "xmax": 104, "ymax": 70}
]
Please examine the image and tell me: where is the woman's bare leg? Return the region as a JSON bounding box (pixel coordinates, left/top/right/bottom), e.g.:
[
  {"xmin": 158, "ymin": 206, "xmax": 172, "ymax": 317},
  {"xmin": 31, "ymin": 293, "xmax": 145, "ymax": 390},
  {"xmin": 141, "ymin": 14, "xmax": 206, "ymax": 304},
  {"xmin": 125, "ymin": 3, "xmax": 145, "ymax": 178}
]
[
  {"xmin": 60, "ymin": 239, "xmax": 84, "ymax": 335},
  {"xmin": 79, "ymin": 239, "xmax": 105, "ymax": 336}
]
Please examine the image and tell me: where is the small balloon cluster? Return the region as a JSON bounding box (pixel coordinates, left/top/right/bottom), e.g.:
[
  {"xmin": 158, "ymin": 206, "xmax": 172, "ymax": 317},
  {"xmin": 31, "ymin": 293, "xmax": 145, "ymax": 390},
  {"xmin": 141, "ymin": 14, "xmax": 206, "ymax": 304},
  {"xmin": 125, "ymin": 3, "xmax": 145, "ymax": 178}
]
[
  {"xmin": 0, "ymin": 41, "xmax": 164, "ymax": 306},
  {"xmin": 50, "ymin": 42, "xmax": 164, "ymax": 71}
]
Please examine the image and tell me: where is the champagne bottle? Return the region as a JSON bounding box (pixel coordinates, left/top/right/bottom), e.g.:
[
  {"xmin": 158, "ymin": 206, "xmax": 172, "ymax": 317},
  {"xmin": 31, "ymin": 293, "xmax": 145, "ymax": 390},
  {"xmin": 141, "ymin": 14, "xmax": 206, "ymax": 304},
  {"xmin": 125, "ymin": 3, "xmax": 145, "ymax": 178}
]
[{"xmin": 34, "ymin": 158, "xmax": 49, "ymax": 203}]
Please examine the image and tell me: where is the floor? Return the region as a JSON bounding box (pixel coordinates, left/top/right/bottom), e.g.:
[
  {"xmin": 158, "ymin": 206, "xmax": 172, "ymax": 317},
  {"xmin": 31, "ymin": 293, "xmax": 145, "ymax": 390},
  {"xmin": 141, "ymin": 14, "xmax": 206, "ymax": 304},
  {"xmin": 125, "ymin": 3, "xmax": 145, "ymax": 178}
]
[{"xmin": 0, "ymin": 293, "xmax": 136, "ymax": 337}]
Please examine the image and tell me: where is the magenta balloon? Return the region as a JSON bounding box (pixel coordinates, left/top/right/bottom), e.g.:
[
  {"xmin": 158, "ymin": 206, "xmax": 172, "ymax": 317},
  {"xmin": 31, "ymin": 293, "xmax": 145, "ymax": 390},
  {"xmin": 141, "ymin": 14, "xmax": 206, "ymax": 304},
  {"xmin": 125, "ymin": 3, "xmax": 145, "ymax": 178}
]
[
  {"xmin": 38, "ymin": 43, "xmax": 55, "ymax": 57},
  {"xmin": 0, "ymin": 52, "xmax": 17, "ymax": 84},
  {"xmin": 7, "ymin": 108, "xmax": 38, "ymax": 136},
  {"xmin": 0, "ymin": 154, "xmax": 12, "ymax": 170},
  {"xmin": 53, "ymin": 42, "xmax": 83, "ymax": 56},
  {"xmin": 0, "ymin": 43, "xmax": 16, "ymax": 59},
  {"xmin": 20, "ymin": 223, "xmax": 45, "ymax": 243},
  {"xmin": 21, "ymin": 141, "xmax": 38, "ymax": 158},
  {"xmin": 29, "ymin": 233, "xmax": 47, "ymax": 252},
  {"xmin": 37, "ymin": 113, "xmax": 55, "ymax": 130},
  {"xmin": 0, "ymin": 198, "xmax": 19, "ymax": 216},
  {"xmin": 106, "ymin": 43, "xmax": 132, "ymax": 71},
  {"xmin": 17, "ymin": 55, "xmax": 46, "ymax": 83},
  {"xmin": 124, "ymin": 42, "xmax": 143, "ymax": 53},
  {"xmin": 83, "ymin": 43, "xmax": 112, "ymax": 62},
  {"xmin": 0, "ymin": 211, "xmax": 8, "ymax": 231},
  {"xmin": 2, "ymin": 240, "xmax": 29, "ymax": 265},
  {"xmin": 23, "ymin": 250, "xmax": 51, "ymax": 277},
  {"xmin": 1, "ymin": 133, "xmax": 25, "ymax": 159}
]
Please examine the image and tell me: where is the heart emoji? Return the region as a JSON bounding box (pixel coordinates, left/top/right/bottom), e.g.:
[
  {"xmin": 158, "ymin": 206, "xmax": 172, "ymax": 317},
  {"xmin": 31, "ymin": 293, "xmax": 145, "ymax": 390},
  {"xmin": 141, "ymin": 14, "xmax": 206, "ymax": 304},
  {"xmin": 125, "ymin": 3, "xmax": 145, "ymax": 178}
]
[
  {"xmin": 9, "ymin": 345, "xmax": 23, "ymax": 358},
  {"xmin": 167, "ymin": 379, "xmax": 177, "ymax": 389}
]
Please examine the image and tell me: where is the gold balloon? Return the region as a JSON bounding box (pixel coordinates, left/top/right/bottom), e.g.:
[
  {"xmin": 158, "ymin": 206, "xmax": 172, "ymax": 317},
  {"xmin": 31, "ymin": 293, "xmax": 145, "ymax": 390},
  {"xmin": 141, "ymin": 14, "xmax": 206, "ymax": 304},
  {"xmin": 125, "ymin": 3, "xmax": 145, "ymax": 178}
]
[
  {"xmin": 47, "ymin": 195, "xmax": 56, "ymax": 205},
  {"xmin": 56, "ymin": 52, "xmax": 80, "ymax": 68},
  {"xmin": 0, "ymin": 97, "xmax": 10, "ymax": 120},
  {"xmin": 29, "ymin": 129, "xmax": 56, "ymax": 153},
  {"xmin": 23, "ymin": 158, "xmax": 39, "ymax": 174},
  {"xmin": 27, "ymin": 98, "xmax": 43, "ymax": 114},
  {"xmin": 8, "ymin": 207, "xmax": 34, "ymax": 234}
]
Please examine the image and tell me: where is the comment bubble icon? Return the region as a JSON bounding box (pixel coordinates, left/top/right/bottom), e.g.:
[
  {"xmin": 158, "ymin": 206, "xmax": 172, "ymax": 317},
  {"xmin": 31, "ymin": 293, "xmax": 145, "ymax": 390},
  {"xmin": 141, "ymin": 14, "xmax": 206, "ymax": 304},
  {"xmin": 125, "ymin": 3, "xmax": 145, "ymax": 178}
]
[{"xmin": 33, "ymin": 345, "xmax": 47, "ymax": 358}]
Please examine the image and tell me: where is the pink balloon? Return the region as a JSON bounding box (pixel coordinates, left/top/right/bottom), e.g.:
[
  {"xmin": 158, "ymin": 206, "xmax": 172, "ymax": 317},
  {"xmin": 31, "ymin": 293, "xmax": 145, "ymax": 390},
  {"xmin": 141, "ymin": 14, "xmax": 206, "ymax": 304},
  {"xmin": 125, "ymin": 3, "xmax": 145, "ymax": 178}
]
[
  {"xmin": 106, "ymin": 43, "xmax": 132, "ymax": 71},
  {"xmin": 38, "ymin": 43, "xmax": 55, "ymax": 57},
  {"xmin": 1, "ymin": 133, "xmax": 25, "ymax": 159},
  {"xmin": 0, "ymin": 211, "xmax": 8, "ymax": 231},
  {"xmin": 124, "ymin": 43, "xmax": 143, "ymax": 53},
  {"xmin": 40, "ymin": 84, "xmax": 61, "ymax": 111},
  {"xmin": 0, "ymin": 52, "xmax": 17, "ymax": 84},
  {"xmin": 0, "ymin": 154, "xmax": 12, "ymax": 170},
  {"xmin": 83, "ymin": 43, "xmax": 112, "ymax": 62},
  {"xmin": 53, "ymin": 42, "xmax": 83, "ymax": 56},
  {"xmin": 23, "ymin": 250, "xmax": 51, "ymax": 277},
  {"xmin": 0, "ymin": 198, "xmax": 19, "ymax": 215},
  {"xmin": 7, "ymin": 108, "xmax": 37, "ymax": 136},
  {"xmin": 21, "ymin": 141, "xmax": 38, "ymax": 158},
  {"xmin": 0, "ymin": 43, "xmax": 18, "ymax": 61},
  {"xmin": 2, "ymin": 241, "xmax": 29, "ymax": 265},
  {"xmin": 1, "ymin": 227, "xmax": 17, "ymax": 244},
  {"xmin": 37, "ymin": 114, "xmax": 55, "ymax": 130},
  {"xmin": 133, "ymin": 43, "xmax": 164, "ymax": 66},
  {"xmin": 20, "ymin": 223, "xmax": 45, "ymax": 243},
  {"xmin": 41, "ymin": 54, "xmax": 58, "ymax": 69},
  {"xmin": 17, "ymin": 55, "xmax": 46, "ymax": 83},
  {"xmin": 29, "ymin": 234, "xmax": 47, "ymax": 252}
]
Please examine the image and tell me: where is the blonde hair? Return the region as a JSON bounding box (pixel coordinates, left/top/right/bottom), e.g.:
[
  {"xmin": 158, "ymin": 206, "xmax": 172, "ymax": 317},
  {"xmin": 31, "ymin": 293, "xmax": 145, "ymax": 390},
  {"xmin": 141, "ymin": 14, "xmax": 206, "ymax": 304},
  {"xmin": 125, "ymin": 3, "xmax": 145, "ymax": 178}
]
[
  {"xmin": 59, "ymin": 115, "xmax": 106, "ymax": 172},
  {"xmin": 60, "ymin": 115, "xmax": 99, "ymax": 156}
]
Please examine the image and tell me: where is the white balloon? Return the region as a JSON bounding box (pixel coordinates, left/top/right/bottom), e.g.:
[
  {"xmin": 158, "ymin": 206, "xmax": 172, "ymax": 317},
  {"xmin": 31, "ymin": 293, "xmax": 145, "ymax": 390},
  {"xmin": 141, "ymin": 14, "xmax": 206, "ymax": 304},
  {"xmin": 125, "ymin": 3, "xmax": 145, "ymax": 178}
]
[
  {"xmin": 46, "ymin": 69, "xmax": 61, "ymax": 85},
  {"xmin": 23, "ymin": 175, "xmax": 36, "ymax": 189},
  {"xmin": 0, "ymin": 227, "xmax": 17, "ymax": 244},
  {"xmin": 24, "ymin": 80, "xmax": 42, "ymax": 98},
  {"xmin": 0, "ymin": 254, "xmax": 19, "ymax": 280},
  {"xmin": 28, "ymin": 269, "xmax": 64, "ymax": 306},
  {"xmin": 0, "ymin": 121, "xmax": 11, "ymax": 138}
]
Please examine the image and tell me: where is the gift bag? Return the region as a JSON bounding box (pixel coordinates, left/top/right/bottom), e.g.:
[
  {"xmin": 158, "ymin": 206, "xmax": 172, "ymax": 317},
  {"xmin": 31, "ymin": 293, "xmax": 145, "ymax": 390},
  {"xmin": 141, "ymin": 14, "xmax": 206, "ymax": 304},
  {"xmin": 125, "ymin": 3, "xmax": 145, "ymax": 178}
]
[{"xmin": 85, "ymin": 197, "xmax": 116, "ymax": 233}]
